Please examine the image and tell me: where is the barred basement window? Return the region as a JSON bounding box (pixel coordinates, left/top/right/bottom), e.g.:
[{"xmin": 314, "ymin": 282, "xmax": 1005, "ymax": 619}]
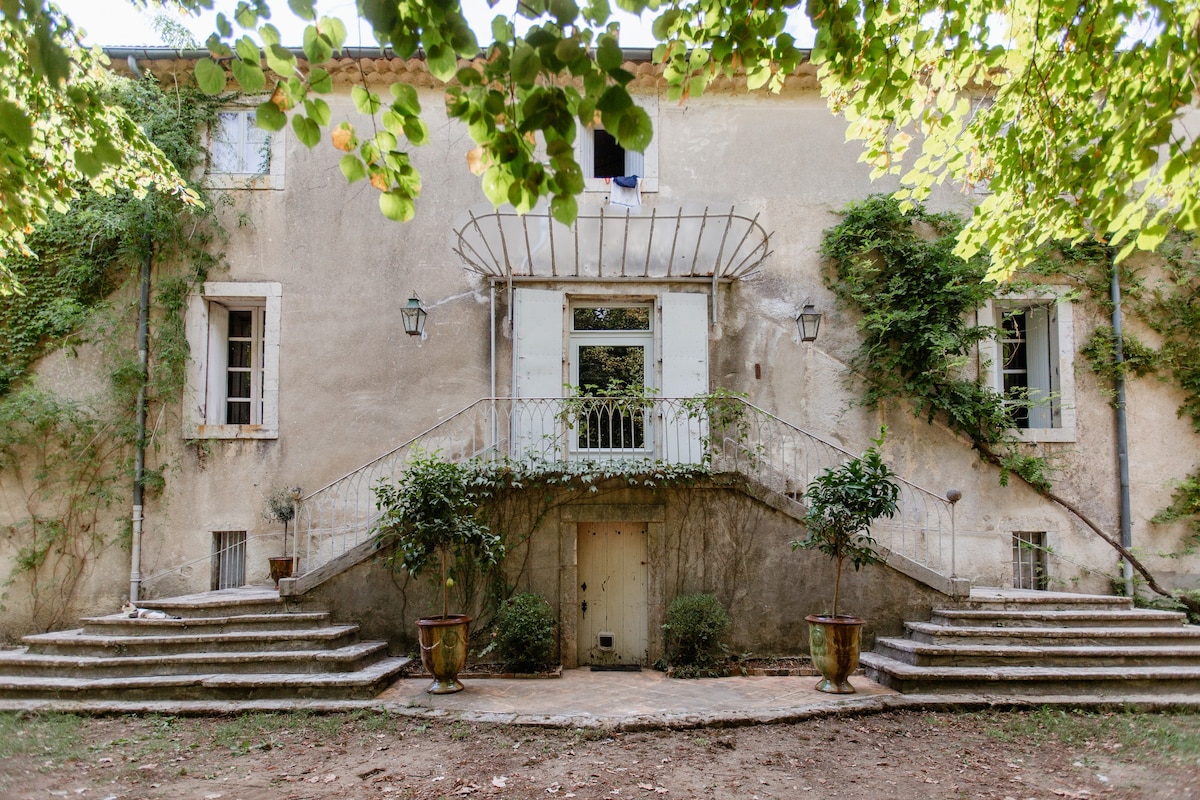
[
  {"xmin": 212, "ymin": 530, "xmax": 247, "ymax": 590},
  {"xmin": 1012, "ymin": 531, "xmax": 1048, "ymax": 591}
]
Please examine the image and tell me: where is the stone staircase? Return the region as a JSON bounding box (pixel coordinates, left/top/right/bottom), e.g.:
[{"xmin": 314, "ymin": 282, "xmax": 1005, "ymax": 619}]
[
  {"xmin": 861, "ymin": 588, "xmax": 1200, "ymax": 696},
  {"xmin": 0, "ymin": 587, "xmax": 409, "ymax": 701}
]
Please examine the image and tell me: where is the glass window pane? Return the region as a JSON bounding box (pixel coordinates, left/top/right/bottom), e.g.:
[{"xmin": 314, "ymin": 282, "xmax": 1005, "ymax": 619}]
[
  {"xmin": 228, "ymin": 309, "xmax": 252, "ymax": 338},
  {"xmin": 578, "ymin": 345, "xmax": 644, "ymax": 392},
  {"xmin": 226, "ymin": 400, "xmax": 250, "ymax": 425},
  {"xmin": 227, "ymin": 340, "xmax": 251, "ymax": 368},
  {"xmin": 573, "ymin": 306, "xmax": 650, "ymax": 331},
  {"xmin": 227, "ymin": 371, "xmax": 251, "ymax": 400}
]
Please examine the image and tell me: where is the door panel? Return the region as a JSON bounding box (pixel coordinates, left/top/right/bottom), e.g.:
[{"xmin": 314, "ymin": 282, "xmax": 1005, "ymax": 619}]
[{"xmin": 577, "ymin": 521, "xmax": 648, "ymax": 666}]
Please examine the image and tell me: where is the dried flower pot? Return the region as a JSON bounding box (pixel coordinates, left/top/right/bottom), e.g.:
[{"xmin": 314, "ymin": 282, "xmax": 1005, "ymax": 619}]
[
  {"xmin": 805, "ymin": 614, "xmax": 863, "ymax": 694},
  {"xmin": 417, "ymin": 614, "xmax": 471, "ymax": 694}
]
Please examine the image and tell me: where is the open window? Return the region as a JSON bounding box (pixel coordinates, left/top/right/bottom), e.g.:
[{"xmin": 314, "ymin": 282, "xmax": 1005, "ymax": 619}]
[
  {"xmin": 578, "ymin": 97, "xmax": 659, "ymax": 193},
  {"xmin": 984, "ymin": 294, "xmax": 1076, "ymax": 442},
  {"xmin": 206, "ymin": 107, "xmax": 285, "ymax": 190},
  {"xmin": 184, "ymin": 282, "xmax": 281, "ymax": 439}
]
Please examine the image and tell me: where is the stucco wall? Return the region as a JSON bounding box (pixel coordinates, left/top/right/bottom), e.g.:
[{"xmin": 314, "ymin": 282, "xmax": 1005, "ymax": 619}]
[
  {"xmin": 298, "ymin": 480, "xmax": 946, "ymax": 664},
  {"xmin": 2, "ymin": 56, "xmax": 1196, "ymax": 640}
]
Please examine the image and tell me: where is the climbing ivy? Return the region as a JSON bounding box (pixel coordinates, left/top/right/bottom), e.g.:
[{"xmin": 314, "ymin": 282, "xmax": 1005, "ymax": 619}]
[
  {"xmin": 820, "ymin": 194, "xmax": 1049, "ymax": 490},
  {"xmin": 0, "ymin": 75, "xmax": 222, "ymax": 630},
  {"xmin": 821, "ymin": 195, "xmax": 1200, "ymax": 615}
]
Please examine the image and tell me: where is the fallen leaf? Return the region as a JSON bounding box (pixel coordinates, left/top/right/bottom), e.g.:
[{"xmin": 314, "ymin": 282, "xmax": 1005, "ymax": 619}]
[{"xmin": 493, "ymin": 776, "xmax": 508, "ymax": 788}]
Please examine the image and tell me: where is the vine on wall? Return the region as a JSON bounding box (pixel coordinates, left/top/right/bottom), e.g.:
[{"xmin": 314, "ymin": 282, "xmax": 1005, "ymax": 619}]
[
  {"xmin": 820, "ymin": 195, "xmax": 1200, "ymax": 614},
  {"xmin": 0, "ymin": 74, "xmax": 222, "ymax": 631}
]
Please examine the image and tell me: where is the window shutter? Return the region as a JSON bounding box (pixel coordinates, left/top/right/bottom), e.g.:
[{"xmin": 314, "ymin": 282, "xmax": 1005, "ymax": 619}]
[
  {"xmin": 660, "ymin": 292, "xmax": 709, "ymax": 463},
  {"xmin": 512, "ymin": 288, "xmax": 565, "ymax": 461},
  {"xmin": 1026, "ymin": 306, "xmax": 1053, "ymax": 429},
  {"xmin": 206, "ymin": 302, "xmax": 229, "ymax": 425}
]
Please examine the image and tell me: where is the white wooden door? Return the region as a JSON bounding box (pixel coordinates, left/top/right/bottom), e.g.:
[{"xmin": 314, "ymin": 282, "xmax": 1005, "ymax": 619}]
[{"xmin": 577, "ymin": 521, "xmax": 648, "ymax": 667}]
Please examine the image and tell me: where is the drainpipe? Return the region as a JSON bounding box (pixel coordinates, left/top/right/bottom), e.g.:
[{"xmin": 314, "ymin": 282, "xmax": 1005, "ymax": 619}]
[
  {"xmin": 1110, "ymin": 258, "xmax": 1134, "ymax": 597},
  {"xmin": 130, "ymin": 210, "xmax": 152, "ymax": 603}
]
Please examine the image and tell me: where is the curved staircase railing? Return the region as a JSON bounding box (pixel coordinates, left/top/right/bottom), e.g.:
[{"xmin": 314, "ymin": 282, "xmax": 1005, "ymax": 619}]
[{"xmin": 291, "ymin": 397, "xmax": 959, "ymax": 589}]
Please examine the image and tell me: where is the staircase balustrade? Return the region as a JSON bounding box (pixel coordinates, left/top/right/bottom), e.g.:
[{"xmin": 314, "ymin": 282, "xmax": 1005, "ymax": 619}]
[{"xmin": 291, "ymin": 397, "xmax": 956, "ymax": 583}]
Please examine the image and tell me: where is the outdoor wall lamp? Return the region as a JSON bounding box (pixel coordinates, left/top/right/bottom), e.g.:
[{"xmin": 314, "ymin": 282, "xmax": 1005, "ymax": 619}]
[
  {"xmin": 401, "ymin": 293, "xmax": 428, "ymax": 336},
  {"xmin": 796, "ymin": 303, "xmax": 822, "ymax": 342}
]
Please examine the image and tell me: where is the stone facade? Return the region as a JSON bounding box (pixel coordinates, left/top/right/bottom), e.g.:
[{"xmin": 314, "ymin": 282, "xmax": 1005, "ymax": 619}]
[{"xmin": 0, "ymin": 52, "xmax": 1195, "ymax": 656}]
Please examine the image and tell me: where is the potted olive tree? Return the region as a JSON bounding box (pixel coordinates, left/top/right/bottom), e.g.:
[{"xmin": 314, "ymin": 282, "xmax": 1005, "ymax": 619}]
[
  {"xmin": 373, "ymin": 452, "xmax": 504, "ymax": 694},
  {"xmin": 791, "ymin": 431, "xmax": 900, "ymax": 693},
  {"xmin": 263, "ymin": 486, "xmax": 301, "ymax": 588}
]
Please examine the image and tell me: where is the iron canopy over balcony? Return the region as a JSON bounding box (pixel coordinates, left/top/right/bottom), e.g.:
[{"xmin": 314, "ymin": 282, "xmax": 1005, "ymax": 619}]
[{"xmin": 452, "ymin": 203, "xmax": 772, "ymax": 284}]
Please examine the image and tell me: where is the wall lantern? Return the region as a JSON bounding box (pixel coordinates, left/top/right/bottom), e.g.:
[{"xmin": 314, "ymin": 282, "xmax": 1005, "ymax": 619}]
[
  {"xmin": 401, "ymin": 293, "xmax": 427, "ymax": 336},
  {"xmin": 795, "ymin": 303, "xmax": 822, "ymax": 342}
]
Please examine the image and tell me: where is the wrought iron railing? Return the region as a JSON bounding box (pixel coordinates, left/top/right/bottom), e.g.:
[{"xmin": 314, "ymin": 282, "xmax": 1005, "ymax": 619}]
[{"xmin": 291, "ymin": 397, "xmax": 957, "ymax": 584}]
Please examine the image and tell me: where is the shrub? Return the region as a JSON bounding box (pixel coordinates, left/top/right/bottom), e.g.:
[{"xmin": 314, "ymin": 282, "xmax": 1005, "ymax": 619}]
[
  {"xmin": 486, "ymin": 592, "xmax": 557, "ymax": 673},
  {"xmin": 660, "ymin": 593, "xmax": 731, "ymax": 678}
]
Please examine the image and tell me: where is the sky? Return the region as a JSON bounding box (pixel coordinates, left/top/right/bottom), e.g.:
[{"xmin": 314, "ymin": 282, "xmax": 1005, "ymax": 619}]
[{"xmin": 53, "ymin": 0, "xmax": 816, "ymax": 50}]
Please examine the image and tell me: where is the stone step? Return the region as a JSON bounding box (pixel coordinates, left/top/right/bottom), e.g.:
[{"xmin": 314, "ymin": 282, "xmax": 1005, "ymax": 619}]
[
  {"xmin": 954, "ymin": 589, "xmax": 1135, "ymax": 613},
  {"xmin": 861, "ymin": 652, "xmax": 1200, "ymax": 696},
  {"xmin": 22, "ymin": 625, "xmax": 361, "ymax": 657},
  {"xmin": 929, "ymin": 607, "xmax": 1188, "ymax": 629},
  {"xmin": 873, "ymin": 637, "xmax": 1200, "ymax": 668},
  {"xmin": 0, "ymin": 640, "xmax": 390, "ymax": 679},
  {"xmin": 904, "ymin": 621, "xmax": 1200, "ymax": 648},
  {"xmin": 80, "ymin": 611, "xmax": 333, "ymax": 636},
  {"xmin": 127, "ymin": 587, "xmax": 301, "ymax": 619},
  {"xmin": 0, "ymin": 656, "xmax": 411, "ymax": 702}
]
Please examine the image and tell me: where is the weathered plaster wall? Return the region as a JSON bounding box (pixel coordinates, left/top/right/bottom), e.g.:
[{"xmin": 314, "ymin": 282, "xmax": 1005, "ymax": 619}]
[
  {"xmin": 3, "ymin": 56, "xmax": 1197, "ymax": 639},
  {"xmin": 297, "ymin": 481, "xmax": 946, "ymax": 664}
]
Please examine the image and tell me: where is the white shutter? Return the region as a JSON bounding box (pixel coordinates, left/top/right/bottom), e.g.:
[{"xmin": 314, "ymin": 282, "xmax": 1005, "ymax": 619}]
[
  {"xmin": 1026, "ymin": 306, "xmax": 1052, "ymax": 429},
  {"xmin": 205, "ymin": 302, "xmax": 229, "ymax": 425},
  {"xmin": 512, "ymin": 289, "xmax": 565, "ymax": 461},
  {"xmin": 660, "ymin": 292, "xmax": 709, "ymax": 463}
]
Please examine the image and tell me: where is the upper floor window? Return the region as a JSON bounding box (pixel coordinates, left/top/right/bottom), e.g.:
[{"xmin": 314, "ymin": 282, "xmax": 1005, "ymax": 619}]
[
  {"xmin": 184, "ymin": 282, "xmax": 281, "ymax": 439},
  {"xmin": 206, "ymin": 108, "xmax": 285, "ymax": 190},
  {"xmin": 578, "ymin": 97, "xmax": 659, "ymax": 193},
  {"xmin": 984, "ymin": 294, "xmax": 1076, "ymax": 442}
]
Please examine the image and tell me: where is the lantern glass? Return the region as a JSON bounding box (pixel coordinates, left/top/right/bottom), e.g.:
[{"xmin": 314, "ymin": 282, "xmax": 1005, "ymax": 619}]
[
  {"xmin": 796, "ymin": 304, "xmax": 822, "ymax": 342},
  {"xmin": 401, "ymin": 295, "xmax": 427, "ymax": 336}
]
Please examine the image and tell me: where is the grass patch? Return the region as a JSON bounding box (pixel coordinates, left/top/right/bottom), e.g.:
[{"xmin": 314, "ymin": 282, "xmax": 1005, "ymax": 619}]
[
  {"xmin": 984, "ymin": 708, "xmax": 1200, "ymax": 762},
  {"xmin": 0, "ymin": 713, "xmax": 86, "ymax": 761}
]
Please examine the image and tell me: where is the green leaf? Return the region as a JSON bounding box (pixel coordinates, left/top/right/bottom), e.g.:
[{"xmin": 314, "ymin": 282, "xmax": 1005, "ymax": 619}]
[
  {"xmin": 231, "ymin": 59, "xmax": 266, "ymax": 93},
  {"xmin": 402, "ymin": 117, "xmax": 429, "ymax": 146},
  {"xmin": 304, "ymin": 98, "xmax": 331, "ymax": 126},
  {"xmin": 340, "ymin": 154, "xmax": 367, "ymax": 182},
  {"xmin": 308, "ymin": 66, "xmax": 333, "ymax": 93},
  {"xmin": 292, "ymin": 114, "xmax": 321, "ymax": 148},
  {"xmin": 511, "ymin": 42, "xmax": 541, "ymax": 86},
  {"xmin": 390, "ymin": 82, "xmax": 421, "ymax": 116},
  {"xmin": 235, "ymin": 36, "xmax": 260, "ymax": 63},
  {"xmin": 255, "ymin": 100, "xmax": 287, "ymax": 131},
  {"xmin": 613, "ymin": 104, "xmax": 652, "ymax": 152},
  {"xmin": 551, "ymin": 193, "xmax": 578, "ymax": 226},
  {"xmin": 380, "ymin": 189, "xmax": 416, "ymax": 222},
  {"xmin": 216, "ymin": 13, "xmax": 233, "ymax": 38},
  {"xmin": 0, "ymin": 101, "xmax": 33, "ymax": 149},
  {"xmin": 265, "ymin": 43, "xmax": 297, "ymax": 77},
  {"xmin": 597, "ymin": 35, "xmax": 622, "ymax": 72},
  {"xmin": 288, "ymin": 0, "xmax": 317, "ymax": 20},
  {"xmin": 352, "ymin": 85, "xmax": 382, "ymax": 115},
  {"xmin": 194, "ymin": 58, "xmax": 228, "ymax": 95},
  {"xmin": 303, "ymin": 25, "xmax": 334, "ymax": 64}
]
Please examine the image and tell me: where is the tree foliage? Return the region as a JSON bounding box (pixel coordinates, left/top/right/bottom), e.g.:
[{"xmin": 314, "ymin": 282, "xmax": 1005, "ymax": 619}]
[
  {"xmin": 4, "ymin": 0, "xmax": 1199, "ymax": 287},
  {"xmin": 0, "ymin": 1, "xmax": 204, "ymax": 292}
]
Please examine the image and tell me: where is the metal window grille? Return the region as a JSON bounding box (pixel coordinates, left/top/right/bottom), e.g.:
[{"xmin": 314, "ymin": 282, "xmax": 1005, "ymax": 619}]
[
  {"xmin": 212, "ymin": 530, "xmax": 247, "ymax": 590},
  {"xmin": 1012, "ymin": 531, "xmax": 1048, "ymax": 590}
]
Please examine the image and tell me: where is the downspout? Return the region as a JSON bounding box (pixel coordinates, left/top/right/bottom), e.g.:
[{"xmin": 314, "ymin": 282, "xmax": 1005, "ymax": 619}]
[
  {"xmin": 130, "ymin": 209, "xmax": 152, "ymax": 603},
  {"xmin": 1110, "ymin": 257, "xmax": 1134, "ymax": 597}
]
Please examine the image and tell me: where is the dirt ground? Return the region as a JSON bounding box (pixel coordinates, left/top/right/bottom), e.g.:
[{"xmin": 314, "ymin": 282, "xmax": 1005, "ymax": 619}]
[{"xmin": 2, "ymin": 708, "xmax": 1199, "ymax": 800}]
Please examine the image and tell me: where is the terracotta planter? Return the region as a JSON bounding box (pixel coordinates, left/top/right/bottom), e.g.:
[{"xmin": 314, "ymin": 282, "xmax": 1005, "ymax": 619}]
[
  {"xmin": 416, "ymin": 615, "xmax": 471, "ymax": 694},
  {"xmin": 805, "ymin": 614, "xmax": 863, "ymax": 694},
  {"xmin": 268, "ymin": 556, "xmax": 295, "ymax": 588}
]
